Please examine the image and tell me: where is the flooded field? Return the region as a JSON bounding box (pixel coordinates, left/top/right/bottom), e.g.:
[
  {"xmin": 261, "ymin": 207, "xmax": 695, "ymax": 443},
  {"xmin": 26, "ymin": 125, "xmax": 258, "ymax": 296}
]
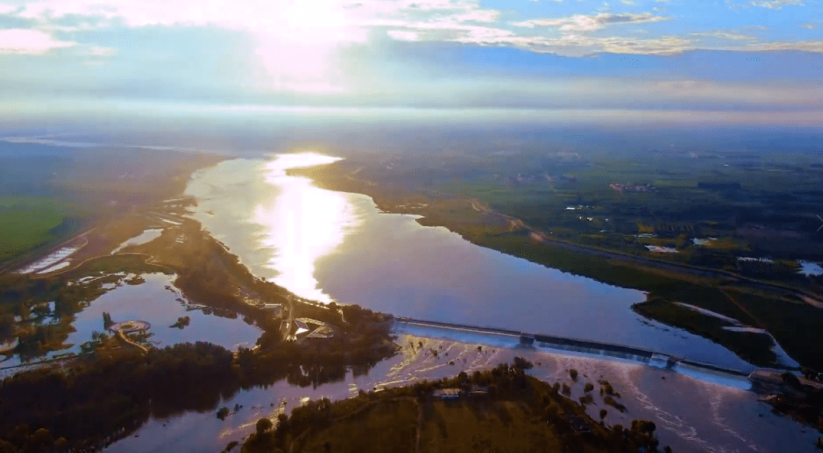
[
  {"xmin": 106, "ymin": 332, "xmax": 819, "ymax": 453},
  {"xmin": 0, "ymin": 273, "xmax": 261, "ymax": 371},
  {"xmin": 112, "ymin": 229, "xmax": 164, "ymax": 253},
  {"xmin": 64, "ymin": 273, "xmax": 261, "ymax": 352}
]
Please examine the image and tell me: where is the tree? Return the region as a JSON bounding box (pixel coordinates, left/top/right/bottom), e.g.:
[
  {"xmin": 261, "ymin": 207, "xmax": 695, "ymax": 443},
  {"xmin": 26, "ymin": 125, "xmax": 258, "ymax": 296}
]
[
  {"xmin": 256, "ymin": 418, "xmax": 273, "ymax": 436},
  {"xmin": 0, "ymin": 439, "xmax": 16, "ymax": 453},
  {"xmin": 31, "ymin": 428, "xmax": 53, "ymax": 447},
  {"xmin": 599, "ymin": 409, "xmax": 608, "ymax": 421},
  {"xmin": 569, "ymin": 369, "xmax": 578, "ymax": 381},
  {"xmin": 55, "ymin": 437, "xmax": 68, "ymax": 451},
  {"xmin": 102, "ymin": 312, "xmax": 114, "ymax": 330},
  {"xmin": 513, "ymin": 357, "xmax": 533, "ymax": 370},
  {"xmin": 781, "ymin": 372, "xmax": 802, "ymax": 390}
]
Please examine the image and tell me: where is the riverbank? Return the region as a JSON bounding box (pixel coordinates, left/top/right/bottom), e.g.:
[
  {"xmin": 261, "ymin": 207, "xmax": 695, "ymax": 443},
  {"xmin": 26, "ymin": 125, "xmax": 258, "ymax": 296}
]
[
  {"xmin": 288, "ymin": 160, "xmax": 820, "ymax": 371},
  {"xmin": 0, "ymin": 213, "xmax": 398, "ymax": 452},
  {"xmin": 0, "ymin": 145, "xmax": 227, "ymax": 275}
]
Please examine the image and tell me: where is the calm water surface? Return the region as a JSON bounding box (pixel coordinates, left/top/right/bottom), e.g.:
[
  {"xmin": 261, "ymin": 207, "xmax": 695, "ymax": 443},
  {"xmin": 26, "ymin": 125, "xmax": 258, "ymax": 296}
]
[
  {"xmin": 185, "ymin": 153, "xmax": 754, "ymax": 371},
  {"xmin": 64, "ymin": 273, "xmax": 261, "ymax": 351}
]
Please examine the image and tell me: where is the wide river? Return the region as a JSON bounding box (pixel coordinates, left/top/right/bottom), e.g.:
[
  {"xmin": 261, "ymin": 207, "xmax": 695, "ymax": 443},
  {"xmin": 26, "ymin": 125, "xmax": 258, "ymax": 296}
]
[
  {"xmin": 101, "ymin": 151, "xmax": 817, "ymax": 453},
  {"xmin": 185, "ymin": 153, "xmax": 756, "ymax": 371}
]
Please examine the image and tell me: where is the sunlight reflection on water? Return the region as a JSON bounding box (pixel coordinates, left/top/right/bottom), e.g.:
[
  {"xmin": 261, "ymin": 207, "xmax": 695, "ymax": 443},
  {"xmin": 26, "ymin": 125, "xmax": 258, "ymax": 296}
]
[{"xmin": 251, "ymin": 153, "xmax": 360, "ymax": 302}]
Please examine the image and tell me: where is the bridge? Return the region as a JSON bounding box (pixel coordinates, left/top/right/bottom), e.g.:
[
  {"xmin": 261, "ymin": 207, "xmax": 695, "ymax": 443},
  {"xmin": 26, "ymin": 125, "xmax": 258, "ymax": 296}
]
[{"xmin": 394, "ymin": 317, "xmax": 752, "ymax": 380}]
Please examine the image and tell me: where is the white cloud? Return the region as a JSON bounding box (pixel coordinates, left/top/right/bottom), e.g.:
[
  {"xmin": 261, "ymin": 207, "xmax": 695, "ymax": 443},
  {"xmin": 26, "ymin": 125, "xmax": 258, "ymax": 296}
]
[
  {"xmin": 87, "ymin": 45, "xmax": 115, "ymax": 56},
  {"xmin": 692, "ymin": 31, "xmax": 756, "ymax": 40},
  {"xmin": 0, "ymin": 28, "xmax": 75, "ymax": 54},
  {"xmin": 747, "ymin": 39, "xmax": 823, "ymax": 51},
  {"xmin": 513, "ymin": 12, "xmax": 671, "ymax": 32},
  {"xmin": 386, "ymin": 30, "xmax": 419, "ymax": 41},
  {"xmin": 750, "ymin": 0, "xmax": 805, "ymax": 10},
  {"xmin": 1, "ymin": 0, "xmax": 822, "ymax": 65},
  {"xmin": 0, "ymin": 4, "xmax": 18, "ymax": 14}
]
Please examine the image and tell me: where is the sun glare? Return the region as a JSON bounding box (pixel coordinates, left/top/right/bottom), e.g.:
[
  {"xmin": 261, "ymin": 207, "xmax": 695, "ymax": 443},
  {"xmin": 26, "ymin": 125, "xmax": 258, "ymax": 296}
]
[
  {"xmin": 252, "ymin": 153, "xmax": 360, "ymax": 302},
  {"xmin": 253, "ymin": 0, "xmax": 365, "ymax": 93}
]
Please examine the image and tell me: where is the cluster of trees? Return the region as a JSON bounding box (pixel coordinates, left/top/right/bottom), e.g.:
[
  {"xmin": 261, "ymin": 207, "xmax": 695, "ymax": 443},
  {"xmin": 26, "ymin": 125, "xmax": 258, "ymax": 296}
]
[
  {"xmin": 0, "ymin": 342, "xmax": 238, "ymax": 452},
  {"xmin": 764, "ymin": 371, "xmax": 823, "ymax": 434},
  {"xmin": 0, "ymin": 220, "xmax": 402, "ymax": 452},
  {"xmin": 0, "ymin": 294, "xmax": 398, "ymax": 453},
  {"xmin": 170, "ymin": 316, "xmax": 190, "ymax": 329},
  {"xmin": 242, "ymin": 358, "xmax": 669, "ymax": 453}
]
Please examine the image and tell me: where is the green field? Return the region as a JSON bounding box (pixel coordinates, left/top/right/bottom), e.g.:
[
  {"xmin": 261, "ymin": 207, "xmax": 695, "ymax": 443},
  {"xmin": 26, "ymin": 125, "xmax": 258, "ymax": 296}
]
[{"xmin": 0, "ymin": 196, "xmax": 70, "ymax": 262}]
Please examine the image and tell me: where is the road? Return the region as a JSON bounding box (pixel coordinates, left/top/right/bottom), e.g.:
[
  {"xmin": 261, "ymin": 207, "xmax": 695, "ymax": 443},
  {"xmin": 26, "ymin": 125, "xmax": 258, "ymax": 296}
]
[{"xmin": 459, "ymin": 195, "xmax": 823, "ymax": 307}]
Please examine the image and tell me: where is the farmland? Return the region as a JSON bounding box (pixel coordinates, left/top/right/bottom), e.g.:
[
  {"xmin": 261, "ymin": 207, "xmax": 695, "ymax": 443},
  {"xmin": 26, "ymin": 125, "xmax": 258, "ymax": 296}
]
[
  {"xmin": 291, "ymin": 132, "xmax": 823, "ymax": 369},
  {"xmin": 0, "ymin": 197, "xmax": 73, "ymax": 262}
]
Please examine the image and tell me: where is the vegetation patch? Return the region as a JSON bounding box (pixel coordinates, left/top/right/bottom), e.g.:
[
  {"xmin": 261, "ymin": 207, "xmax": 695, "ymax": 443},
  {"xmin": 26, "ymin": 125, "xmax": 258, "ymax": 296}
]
[{"xmin": 242, "ymin": 360, "xmax": 670, "ymax": 453}]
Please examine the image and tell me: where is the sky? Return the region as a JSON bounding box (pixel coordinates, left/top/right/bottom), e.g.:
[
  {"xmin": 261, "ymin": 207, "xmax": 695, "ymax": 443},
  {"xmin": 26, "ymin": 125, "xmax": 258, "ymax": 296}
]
[{"xmin": 1, "ymin": 0, "xmax": 822, "ymax": 125}]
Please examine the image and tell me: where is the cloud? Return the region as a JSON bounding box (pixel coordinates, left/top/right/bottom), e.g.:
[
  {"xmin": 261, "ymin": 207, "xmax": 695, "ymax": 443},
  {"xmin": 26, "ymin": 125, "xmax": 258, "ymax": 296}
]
[
  {"xmin": 692, "ymin": 31, "xmax": 756, "ymax": 40},
  {"xmin": 750, "ymin": 0, "xmax": 805, "ymax": 10},
  {"xmin": 747, "ymin": 39, "xmax": 823, "ymax": 51},
  {"xmin": 513, "ymin": 12, "xmax": 671, "ymax": 32},
  {"xmin": 386, "ymin": 30, "xmax": 419, "ymax": 41},
  {"xmin": 0, "ymin": 28, "xmax": 75, "ymax": 54},
  {"xmin": 1, "ymin": 0, "xmax": 823, "ymax": 78},
  {"xmin": 802, "ymin": 23, "xmax": 816, "ymax": 29}
]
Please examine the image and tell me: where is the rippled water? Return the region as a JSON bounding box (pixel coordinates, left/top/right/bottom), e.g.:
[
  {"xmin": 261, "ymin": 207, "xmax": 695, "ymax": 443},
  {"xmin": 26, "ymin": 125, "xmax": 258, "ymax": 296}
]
[{"xmin": 185, "ymin": 153, "xmax": 753, "ymax": 371}]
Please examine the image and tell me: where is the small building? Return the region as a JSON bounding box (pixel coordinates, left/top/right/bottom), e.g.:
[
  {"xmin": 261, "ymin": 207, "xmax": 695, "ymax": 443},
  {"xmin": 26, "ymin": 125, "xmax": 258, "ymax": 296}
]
[
  {"xmin": 520, "ymin": 334, "xmax": 535, "ymax": 346},
  {"xmin": 433, "ymin": 388, "xmax": 461, "ymax": 400},
  {"xmin": 256, "ymin": 303, "xmax": 283, "ymax": 317}
]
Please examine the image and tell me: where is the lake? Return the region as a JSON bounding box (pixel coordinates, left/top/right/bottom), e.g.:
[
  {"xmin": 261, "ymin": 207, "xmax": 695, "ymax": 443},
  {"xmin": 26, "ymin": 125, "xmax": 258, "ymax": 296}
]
[{"xmin": 185, "ymin": 153, "xmax": 756, "ymax": 371}]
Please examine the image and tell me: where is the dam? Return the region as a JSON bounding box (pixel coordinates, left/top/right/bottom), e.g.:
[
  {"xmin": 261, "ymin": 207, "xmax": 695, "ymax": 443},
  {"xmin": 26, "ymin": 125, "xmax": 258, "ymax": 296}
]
[{"xmin": 393, "ymin": 317, "xmax": 755, "ymax": 390}]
